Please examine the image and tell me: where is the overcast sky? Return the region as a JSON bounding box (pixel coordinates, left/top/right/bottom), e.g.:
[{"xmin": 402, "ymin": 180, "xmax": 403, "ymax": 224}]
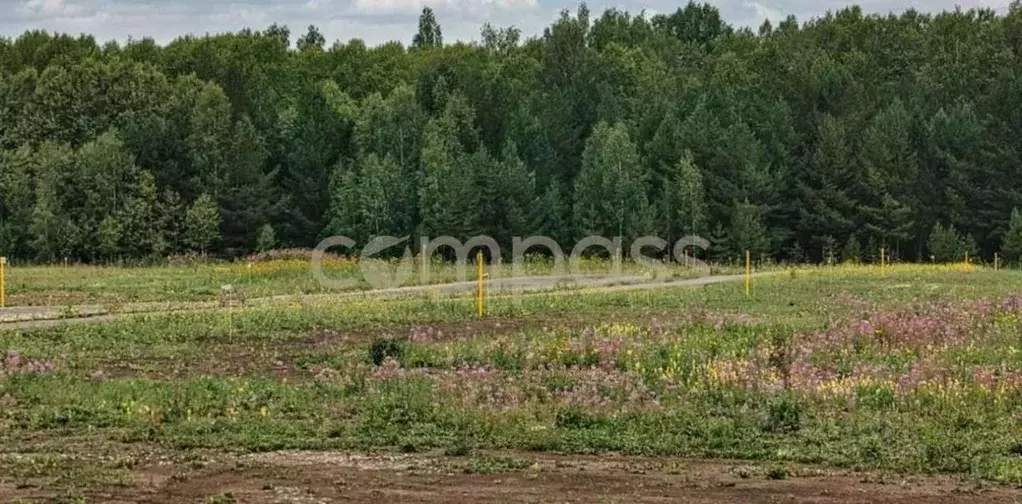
[{"xmin": 0, "ymin": 0, "xmax": 1013, "ymax": 47}]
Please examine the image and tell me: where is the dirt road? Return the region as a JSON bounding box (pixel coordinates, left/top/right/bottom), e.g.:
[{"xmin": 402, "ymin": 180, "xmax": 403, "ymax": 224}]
[
  {"xmin": 6, "ymin": 450, "xmax": 1013, "ymax": 504},
  {"xmin": 0, "ymin": 272, "xmax": 761, "ymax": 330}
]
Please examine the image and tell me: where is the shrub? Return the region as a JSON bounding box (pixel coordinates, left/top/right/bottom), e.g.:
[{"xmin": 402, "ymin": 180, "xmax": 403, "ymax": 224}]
[
  {"xmin": 369, "ymin": 338, "xmax": 406, "ymax": 366},
  {"xmin": 763, "ymin": 393, "xmax": 804, "ymax": 434}
]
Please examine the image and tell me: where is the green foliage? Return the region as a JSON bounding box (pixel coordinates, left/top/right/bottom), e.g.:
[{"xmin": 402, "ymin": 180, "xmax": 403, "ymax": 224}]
[
  {"xmin": 120, "ymin": 171, "xmax": 166, "ymax": 259},
  {"xmin": 0, "ymin": 146, "xmax": 35, "ymax": 257},
  {"xmin": 369, "ymin": 338, "xmax": 406, "ymax": 366},
  {"xmin": 660, "ymin": 150, "xmax": 708, "ymax": 244},
  {"xmin": 416, "ymin": 102, "xmax": 479, "ymax": 241},
  {"xmin": 795, "ymin": 115, "xmax": 858, "ymax": 258},
  {"xmin": 708, "ymin": 222, "xmax": 731, "ymax": 262},
  {"xmin": 1002, "ymin": 208, "xmax": 1022, "ymax": 265},
  {"xmin": 864, "ymin": 235, "xmax": 879, "ymax": 264},
  {"xmin": 219, "ymin": 117, "xmax": 286, "ymax": 254},
  {"xmin": 2, "ymin": 7, "xmax": 1022, "ymax": 263},
  {"xmin": 859, "ymin": 100, "xmax": 917, "ymax": 250},
  {"xmin": 763, "ymin": 394, "xmax": 804, "ymax": 434},
  {"xmin": 842, "ymin": 234, "xmax": 861, "ymax": 263},
  {"xmin": 927, "ymin": 222, "xmax": 968, "ymax": 262},
  {"xmin": 412, "ymin": 7, "xmax": 443, "ymax": 49},
  {"xmin": 28, "ymin": 142, "xmax": 77, "ymax": 261},
  {"xmin": 821, "ymin": 235, "xmax": 838, "ymax": 265},
  {"xmin": 184, "ymin": 194, "xmax": 220, "ymax": 255},
  {"xmin": 97, "ymin": 216, "xmax": 122, "ymax": 260},
  {"xmin": 729, "ymin": 200, "xmax": 769, "ymax": 258},
  {"xmin": 463, "ymin": 457, "xmax": 533, "ymax": 474},
  {"xmin": 478, "ymin": 142, "xmax": 536, "ymax": 248},
  {"xmin": 573, "ymin": 122, "xmax": 651, "ymax": 242},
  {"xmin": 8, "ymin": 267, "xmax": 1022, "ymax": 487},
  {"xmin": 328, "ymin": 153, "xmax": 414, "ymax": 245},
  {"xmin": 531, "ymin": 179, "xmax": 568, "ymax": 245},
  {"xmin": 255, "ymin": 224, "xmax": 276, "ymax": 253}
]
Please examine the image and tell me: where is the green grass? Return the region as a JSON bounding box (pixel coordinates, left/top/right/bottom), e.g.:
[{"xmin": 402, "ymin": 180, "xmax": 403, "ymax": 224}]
[
  {"xmin": 2, "ymin": 263, "xmax": 1022, "ymax": 491},
  {"xmin": 0, "ymin": 256, "xmax": 737, "ymax": 306}
]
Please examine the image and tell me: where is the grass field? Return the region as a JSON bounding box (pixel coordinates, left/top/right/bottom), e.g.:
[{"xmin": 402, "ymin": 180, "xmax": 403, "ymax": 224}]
[
  {"xmin": 0, "ymin": 257, "xmax": 737, "ymax": 307},
  {"xmin": 1, "ymin": 263, "xmax": 1022, "ymax": 502}
]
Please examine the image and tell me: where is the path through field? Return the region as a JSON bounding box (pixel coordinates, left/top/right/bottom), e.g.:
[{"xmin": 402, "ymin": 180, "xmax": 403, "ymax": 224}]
[
  {"xmin": 5, "ymin": 449, "xmax": 1014, "ymax": 504},
  {"xmin": 0, "ymin": 272, "xmax": 759, "ymax": 330}
]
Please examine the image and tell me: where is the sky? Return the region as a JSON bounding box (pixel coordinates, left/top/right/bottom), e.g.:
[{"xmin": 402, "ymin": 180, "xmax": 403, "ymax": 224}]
[{"xmin": 0, "ymin": 0, "xmax": 1013, "ymax": 47}]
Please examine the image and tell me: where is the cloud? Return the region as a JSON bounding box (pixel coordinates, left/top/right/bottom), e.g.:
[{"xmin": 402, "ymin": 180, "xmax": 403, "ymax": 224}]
[
  {"xmin": 352, "ymin": 0, "xmax": 451, "ymax": 15},
  {"xmin": 15, "ymin": 0, "xmax": 100, "ymax": 21},
  {"xmin": 742, "ymin": 1, "xmax": 784, "ymax": 24},
  {"xmin": 0, "ymin": 0, "xmax": 1015, "ymax": 47}
]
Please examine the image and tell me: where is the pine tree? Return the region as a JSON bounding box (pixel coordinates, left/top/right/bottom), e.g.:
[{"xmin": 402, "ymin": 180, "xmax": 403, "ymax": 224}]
[
  {"xmin": 184, "ymin": 194, "xmax": 221, "ymax": 255},
  {"xmin": 276, "ymin": 79, "xmax": 353, "ymax": 247},
  {"xmin": 729, "ymin": 199, "xmax": 770, "ymax": 259},
  {"xmin": 794, "ymin": 115, "xmax": 858, "ymax": 258},
  {"xmin": 821, "ymin": 235, "xmax": 838, "ymax": 265},
  {"xmin": 256, "ymin": 224, "xmax": 276, "ymax": 253},
  {"xmin": 928, "ymin": 102, "xmax": 1001, "ymax": 257},
  {"xmin": 858, "ymin": 99, "xmax": 918, "ymax": 255},
  {"xmin": 708, "ymin": 222, "xmax": 731, "ymax": 263},
  {"xmin": 785, "ymin": 241, "xmax": 805, "ymax": 264},
  {"xmin": 660, "ymin": 150, "xmax": 708, "ymax": 246},
  {"xmin": 864, "ymin": 235, "xmax": 879, "ymax": 264},
  {"xmin": 573, "ymin": 121, "xmax": 651, "ymax": 243},
  {"xmin": 859, "ymin": 194, "xmax": 913, "ymax": 257},
  {"xmin": 964, "ymin": 233, "xmax": 979, "ymax": 262},
  {"xmin": 497, "ymin": 147, "xmax": 535, "ymax": 243},
  {"xmin": 841, "ymin": 234, "xmax": 861, "ymax": 263},
  {"xmin": 479, "ymin": 141, "xmax": 536, "ymax": 249},
  {"xmin": 508, "ymin": 104, "xmax": 558, "ymax": 188},
  {"xmin": 531, "ymin": 179, "xmax": 567, "ymax": 246},
  {"xmin": 220, "ymin": 117, "xmax": 286, "ymax": 253},
  {"xmin": 1002, "ymin": 208, "xmax": 1022, "ymax": 265},
  {"xmin": 325, "ymin": 160, "xmax": 360, "ymax": 241},
  {"xmin": 417, "ymin": 111, "xmax": 477, "ymax": 241},
  {"xmin": 927, "ymin": 222, "xmax": 966, "ymax": 262}
]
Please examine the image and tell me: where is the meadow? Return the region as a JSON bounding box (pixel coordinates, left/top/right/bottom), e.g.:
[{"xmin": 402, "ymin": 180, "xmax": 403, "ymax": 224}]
[
  {"xmin": 0, "ymin": 255, "xmax": 736, "ymax": 307},
  {"xmin": 1, "ymin": 262, "xmax": 1021, "ymax": 502}
]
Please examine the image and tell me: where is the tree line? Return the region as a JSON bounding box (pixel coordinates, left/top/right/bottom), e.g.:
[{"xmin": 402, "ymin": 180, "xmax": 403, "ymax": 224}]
[{"xmin": 4, "ymin": 3, "xmax": 1022, "ymax": 264}]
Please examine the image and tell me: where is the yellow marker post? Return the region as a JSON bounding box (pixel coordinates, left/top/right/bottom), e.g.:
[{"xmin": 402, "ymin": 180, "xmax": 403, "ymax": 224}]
[
  {"xmin": 476, "ymin": 250, "xmax": 484, "ymax": 318},
  {"xmin": 0, "ymin": 256, "xmax": 5, "ymax": 308},
  {"xmin": 880, "ymin": 247, "xmax": 886, "ymax": 277},
  {"xmin": 995, "ymin": 252, "xmax": 1000, "ymax": 271},
  {"xmin": 745, "ymin": 250, "xmax": 751, "ymax": 298}
]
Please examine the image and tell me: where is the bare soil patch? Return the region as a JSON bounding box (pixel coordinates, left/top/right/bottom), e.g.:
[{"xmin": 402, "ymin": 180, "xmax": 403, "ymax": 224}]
[{"xmin": 4, "ymin": 450, "xmax": 1016, "ymax": 503}]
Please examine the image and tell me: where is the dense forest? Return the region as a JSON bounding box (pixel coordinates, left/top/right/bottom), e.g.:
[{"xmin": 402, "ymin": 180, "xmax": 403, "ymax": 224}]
[{"xmin": 4, "ymin": 2, "xmax": 1022, "ymax": 264}]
